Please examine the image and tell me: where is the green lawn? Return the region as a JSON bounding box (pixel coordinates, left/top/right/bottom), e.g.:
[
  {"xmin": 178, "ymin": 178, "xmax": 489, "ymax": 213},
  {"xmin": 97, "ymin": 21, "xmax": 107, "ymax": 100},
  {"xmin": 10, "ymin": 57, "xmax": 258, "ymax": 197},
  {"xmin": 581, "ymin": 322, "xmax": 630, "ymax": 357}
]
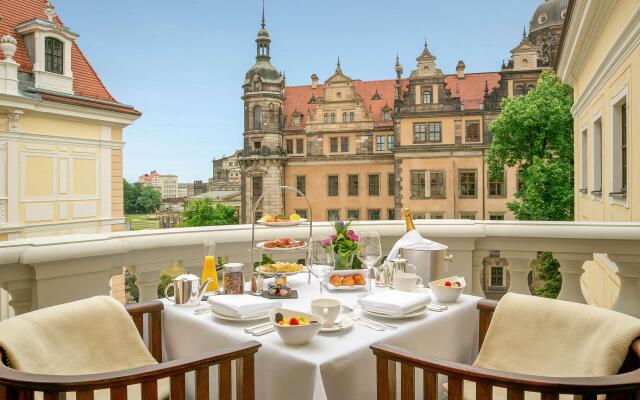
[{"xmin": 126, "ymin": 214, "xmax": 159, "ymax": 230}]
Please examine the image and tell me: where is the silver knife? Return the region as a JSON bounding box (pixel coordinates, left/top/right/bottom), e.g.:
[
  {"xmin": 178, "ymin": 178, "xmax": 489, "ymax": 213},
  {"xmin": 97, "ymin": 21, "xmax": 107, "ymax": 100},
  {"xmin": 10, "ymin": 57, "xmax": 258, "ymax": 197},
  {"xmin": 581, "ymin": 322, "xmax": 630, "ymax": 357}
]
[
  {"xmin": 356, "ymin": 317, "xmax": 397, "ymax": 330},
  {"xmin": 354, "ymin": 320, "xmax": 385, "ymax": 331}
]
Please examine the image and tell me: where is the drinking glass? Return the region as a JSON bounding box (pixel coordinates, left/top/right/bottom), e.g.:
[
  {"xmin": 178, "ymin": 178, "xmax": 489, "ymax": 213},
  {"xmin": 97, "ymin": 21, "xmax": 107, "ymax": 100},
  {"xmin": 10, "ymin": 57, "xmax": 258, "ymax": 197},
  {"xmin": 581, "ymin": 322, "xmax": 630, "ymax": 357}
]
[
  {"xmin": 307, "ymin": 236, "xmax": 335, "ymax": 295},
  {"xmin": 201, "ymin": 240, "xmax": 219, "ymax": 293},
  {"xmin": 356, "ymin": 231, "xmax": 382, "ymax": 293}
]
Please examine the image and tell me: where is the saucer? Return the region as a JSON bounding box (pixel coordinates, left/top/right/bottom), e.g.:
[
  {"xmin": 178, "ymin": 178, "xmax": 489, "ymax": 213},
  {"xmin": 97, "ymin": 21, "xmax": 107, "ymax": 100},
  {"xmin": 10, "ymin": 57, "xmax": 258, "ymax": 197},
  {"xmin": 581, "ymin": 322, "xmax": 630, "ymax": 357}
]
[{"xmin": 319, "ymin": 315, "xmax": 354, "ymax": 332}]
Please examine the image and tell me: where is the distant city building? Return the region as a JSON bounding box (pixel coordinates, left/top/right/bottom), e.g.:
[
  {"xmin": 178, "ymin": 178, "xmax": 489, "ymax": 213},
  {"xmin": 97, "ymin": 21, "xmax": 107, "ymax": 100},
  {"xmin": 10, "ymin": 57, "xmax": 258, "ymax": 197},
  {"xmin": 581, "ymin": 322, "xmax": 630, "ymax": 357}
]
[
  {"xmin": 192, "ymin": 180, "xmax": 208, "ymax": 196},
  {"xmin": 211, "ymin": 154, "xmax": 241, "ymax": 191},
  {"xmin": 237, "ymin": 0, "xmax": 565, "ymax": 223},
  {"xmin": 0, "ymin": 0, "xmax": 141, "ymax": 239},
  {"xmin": 138, "ymin": 170, "xmax": 178, "ymax": 199},
  {"xmin": 188, "ymin": 190, "xmax": 241, "ymax": 209},
  {"xmin": 177, "ymin": 183, "xmax": 188, "ymax": 198}
]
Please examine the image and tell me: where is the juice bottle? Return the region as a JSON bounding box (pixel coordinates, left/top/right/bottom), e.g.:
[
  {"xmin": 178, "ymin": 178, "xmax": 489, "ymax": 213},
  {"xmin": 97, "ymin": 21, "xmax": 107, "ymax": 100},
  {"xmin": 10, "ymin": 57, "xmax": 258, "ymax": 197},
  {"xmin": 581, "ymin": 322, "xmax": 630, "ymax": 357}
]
[{"xmin": 202, "ymin": 241, "xmax": 219, "ymax": 292}]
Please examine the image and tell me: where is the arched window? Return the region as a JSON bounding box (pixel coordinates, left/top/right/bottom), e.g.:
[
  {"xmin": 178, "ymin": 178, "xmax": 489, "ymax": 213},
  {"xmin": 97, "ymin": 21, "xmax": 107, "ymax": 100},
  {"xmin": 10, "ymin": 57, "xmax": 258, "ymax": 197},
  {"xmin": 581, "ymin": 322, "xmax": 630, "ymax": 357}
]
[
  {"xmin": 422, "ymin": 90, "xmax": 432, "ymax": 104},
  {"xmin": 324, "ymin": 113, "xmax": 329, "ymax": 123},
  {"xmin": 331, "ymin": 113, "xmax": 336, "ymax": 123},
  {"xmin": 253, "ymin": 106, "xmax": 262, "ymax": 130},
  {"xmin": 527, "ymin": 84, "xmax": 535, "ymax": 92},
  {"xmin": 349, "ymin": 112, "xmax": 355, "ymax": 122},
  {"xmin": 342, "ymin": 112, "xmax": 348, "ymax": 122},
  {"xmin": 45, "ymin": 37, "xmax": 63, "ymax": 74},
  {"xmin": 515, "ymin": 85, "xmax": 524, "ymax": 96}
]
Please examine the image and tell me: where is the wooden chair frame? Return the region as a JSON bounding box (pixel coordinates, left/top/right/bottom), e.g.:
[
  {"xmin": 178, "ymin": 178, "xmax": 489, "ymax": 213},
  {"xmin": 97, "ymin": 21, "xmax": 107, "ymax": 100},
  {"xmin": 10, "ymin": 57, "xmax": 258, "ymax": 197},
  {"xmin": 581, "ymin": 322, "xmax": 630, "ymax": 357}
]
[
  {"xmin": 0, "ymin": 301, "xmax": 261, "ymax": 400},
  {"xmin": 371, "ymin": 299, "xmax": 640, "ymax": 400}
]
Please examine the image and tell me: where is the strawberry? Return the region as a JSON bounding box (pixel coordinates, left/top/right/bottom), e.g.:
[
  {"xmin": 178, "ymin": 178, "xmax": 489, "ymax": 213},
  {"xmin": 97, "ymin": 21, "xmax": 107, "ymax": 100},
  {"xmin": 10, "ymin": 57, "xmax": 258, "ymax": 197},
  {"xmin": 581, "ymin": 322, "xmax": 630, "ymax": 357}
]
[
  {"xmin": 444, "ymin": 281, "xmax": 452, "ymax": 287},
  {"xmin": 289, "ymin": 317, "xmax": 299, "ymax": 326}
]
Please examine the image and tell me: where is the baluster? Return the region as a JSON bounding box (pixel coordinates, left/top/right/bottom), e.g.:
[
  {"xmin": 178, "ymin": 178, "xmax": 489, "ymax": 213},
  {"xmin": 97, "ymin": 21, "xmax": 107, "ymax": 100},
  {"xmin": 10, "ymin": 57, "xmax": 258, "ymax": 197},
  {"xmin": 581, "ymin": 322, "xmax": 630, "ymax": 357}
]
[
  {"xmin": 141, "ymin": 381, "xmax": 157, "ymax": 400},
  {"xmin": 17, "ymin": 390, "xmax": 34, "ymax": 400},
  {"xmin": 239, "ymin": 353, "xmax": 255, "ymax": 400},
  {"xmin": 471, "ymin": 250, "xmax": 489, "ymax": 298},
  {"xmin": 541, "ymin": 392, "xmax": 559, "ymax": 400},
  {"xmin": 76, "ymin": 391, "xmax": 94, "ymax": 400},
  {"xmin": 130, "ymin": 269, "xmax": 162, "ymax": 303},
  {"xmin": 150, "ymin": 310, "xmax": 162, "ymax": 362},
  {"xmin": 171, "ymin": 374, "xmax": 186, "ymax": 400},
  {"xmin": 447, "ymin": 377, "xmax": 462, "ymax": 400},
  {"xmin": 422, "ymin": 370, "xmax": 437, "ymax": 400},
  {"xmin": 376, "ymin": 356, "xmax": 393, "ymax": 400},
  {"xmin": 609, "ymin": 255, "xmax": 640, "ymax": 318},
  {"xmin": 131, "ymin": 313, "xmax": 143, "ymax": 338},
  {"xmin": 475, "ymin": 382, "xmax": 492, "ymax": 400},
  {"xmin": 195, "ymin": 367, "xmax": 209, "ymax": 400},
  {"xmin": 400, "ymin": 363, "xmax": 414, "ymax": 400},
  {"xmin": 219, "ymin": 359, "xmax": 232, "ymax": 400},
  {"xmin": 503, "ymin": 252, "xmax": 535, "ymax": 295},
  {"xmin": 555, "ymin": 253, "xmax": 590, "ymax": 304},
  {"xmin": 506, "ymin": 388, "xmax": 524, "ymax": 400},
  {"xmin": 110, "ymin": 387, "xmax": 127, "ymax": 400}
]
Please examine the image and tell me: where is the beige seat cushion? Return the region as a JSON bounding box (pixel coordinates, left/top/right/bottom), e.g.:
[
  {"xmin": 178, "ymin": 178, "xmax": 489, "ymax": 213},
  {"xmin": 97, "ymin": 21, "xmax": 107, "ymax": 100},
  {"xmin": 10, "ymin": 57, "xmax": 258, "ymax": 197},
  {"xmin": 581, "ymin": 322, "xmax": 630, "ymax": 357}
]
[
  {"xmin": 33, "ymin": 378, "xmax": 170, "ymax": 400},
  {"xmin": 443, "ymin": 381, "xmax": 573, "ymax": 400}
]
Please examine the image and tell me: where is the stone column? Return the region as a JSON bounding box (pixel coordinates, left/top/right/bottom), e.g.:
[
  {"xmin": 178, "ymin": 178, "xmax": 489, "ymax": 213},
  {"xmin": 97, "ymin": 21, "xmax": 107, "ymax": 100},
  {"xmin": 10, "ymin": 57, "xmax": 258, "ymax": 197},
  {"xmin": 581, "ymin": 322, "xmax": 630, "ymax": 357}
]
[
  {"xmin": 609, "ymin": 255, "xmax": 640, "ymax": 318},
  {"xmin": 502, "ymin": 251, "xmax": 536, "ymax": 295},
  {"xmin": 471, "ymin": 250, "xmax": 489, "ymax": 298},
  {"xmin": 555, "ymin": 253, "xmax": 591, "ymax": 304}
]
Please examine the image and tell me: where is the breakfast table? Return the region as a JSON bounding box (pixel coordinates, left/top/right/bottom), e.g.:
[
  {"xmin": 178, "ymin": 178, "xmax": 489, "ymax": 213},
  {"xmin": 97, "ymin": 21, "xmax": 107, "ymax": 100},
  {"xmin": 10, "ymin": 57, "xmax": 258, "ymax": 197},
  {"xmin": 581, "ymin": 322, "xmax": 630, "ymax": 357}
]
[{"xmin": 162, "ymin": 273, "xmax": 479, "ymax": 400}]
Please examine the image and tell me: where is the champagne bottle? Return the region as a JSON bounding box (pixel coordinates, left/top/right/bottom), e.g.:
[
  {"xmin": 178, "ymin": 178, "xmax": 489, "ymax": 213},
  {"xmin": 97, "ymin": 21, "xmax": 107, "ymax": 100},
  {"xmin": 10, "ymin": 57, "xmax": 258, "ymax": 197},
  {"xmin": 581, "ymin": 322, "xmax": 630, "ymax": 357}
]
[{"xmin": 403, "ymin": 208, "xmax": 415, "ymax": 231}]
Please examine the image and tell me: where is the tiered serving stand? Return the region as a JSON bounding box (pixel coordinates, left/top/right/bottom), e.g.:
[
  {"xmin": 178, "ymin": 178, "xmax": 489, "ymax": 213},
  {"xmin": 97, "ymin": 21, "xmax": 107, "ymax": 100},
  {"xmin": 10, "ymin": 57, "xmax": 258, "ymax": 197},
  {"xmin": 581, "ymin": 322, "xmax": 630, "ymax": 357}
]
[{"xmin": 250, "ymin": 185, "xmax": 313, "ymax": 284}]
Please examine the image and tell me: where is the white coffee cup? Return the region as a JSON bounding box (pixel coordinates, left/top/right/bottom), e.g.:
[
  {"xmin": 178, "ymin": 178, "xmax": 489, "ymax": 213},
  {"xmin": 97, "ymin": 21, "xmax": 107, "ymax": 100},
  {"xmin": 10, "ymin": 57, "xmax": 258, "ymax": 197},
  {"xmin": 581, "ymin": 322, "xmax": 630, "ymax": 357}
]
[
  {"xmin": 394, "ymin": 272, "xmax": 423, "ymax": 292},
  {"xmin": 311, "ymin": 298, "xmax": 341, "ymax": 327}
]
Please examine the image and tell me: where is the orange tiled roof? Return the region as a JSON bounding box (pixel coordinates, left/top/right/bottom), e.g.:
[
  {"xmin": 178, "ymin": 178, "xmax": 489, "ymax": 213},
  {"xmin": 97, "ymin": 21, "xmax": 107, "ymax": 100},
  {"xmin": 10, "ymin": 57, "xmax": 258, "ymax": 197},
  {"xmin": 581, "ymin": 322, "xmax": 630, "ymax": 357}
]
[
  {"xmin": 444, "ymin": 72, "xmax": 500, "ymax": 110},
  {"xmin": 1, "ymin": 0, "xmax": 140, "ymax": 115}
]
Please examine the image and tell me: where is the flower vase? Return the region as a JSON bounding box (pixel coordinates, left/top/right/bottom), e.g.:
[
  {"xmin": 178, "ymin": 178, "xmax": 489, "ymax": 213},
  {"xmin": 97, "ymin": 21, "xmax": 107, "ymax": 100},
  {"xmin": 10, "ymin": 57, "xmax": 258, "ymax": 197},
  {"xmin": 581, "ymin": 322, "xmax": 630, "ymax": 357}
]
[{"xmin": 334, "ymin": 252, "xmax": 355, "ymax": 270}]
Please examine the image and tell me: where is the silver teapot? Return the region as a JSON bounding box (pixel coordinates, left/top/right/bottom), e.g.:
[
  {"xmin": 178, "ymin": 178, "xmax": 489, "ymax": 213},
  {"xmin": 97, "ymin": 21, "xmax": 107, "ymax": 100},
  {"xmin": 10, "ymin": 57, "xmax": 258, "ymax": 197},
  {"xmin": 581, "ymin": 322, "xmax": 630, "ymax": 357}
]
[{"xmin": 164, "ymin": 271, "xmax": 212, "ymax": 306}]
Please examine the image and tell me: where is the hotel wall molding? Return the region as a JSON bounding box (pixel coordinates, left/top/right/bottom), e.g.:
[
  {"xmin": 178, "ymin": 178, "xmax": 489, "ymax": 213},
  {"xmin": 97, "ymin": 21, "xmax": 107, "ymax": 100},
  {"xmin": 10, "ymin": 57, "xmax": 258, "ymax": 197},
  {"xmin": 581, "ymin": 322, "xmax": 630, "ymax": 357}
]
[{"xmin": 0, "ymin": 131, "xmax": 125, "ymax": 149}]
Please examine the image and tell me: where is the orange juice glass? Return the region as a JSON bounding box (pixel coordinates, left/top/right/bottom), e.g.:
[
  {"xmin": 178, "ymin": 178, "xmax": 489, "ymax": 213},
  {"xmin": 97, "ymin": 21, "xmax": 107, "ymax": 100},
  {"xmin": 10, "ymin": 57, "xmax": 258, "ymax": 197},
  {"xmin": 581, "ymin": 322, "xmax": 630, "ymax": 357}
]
[{"xmin": 202, "ymin": 241, "xmax": 219, "ymax": 292}]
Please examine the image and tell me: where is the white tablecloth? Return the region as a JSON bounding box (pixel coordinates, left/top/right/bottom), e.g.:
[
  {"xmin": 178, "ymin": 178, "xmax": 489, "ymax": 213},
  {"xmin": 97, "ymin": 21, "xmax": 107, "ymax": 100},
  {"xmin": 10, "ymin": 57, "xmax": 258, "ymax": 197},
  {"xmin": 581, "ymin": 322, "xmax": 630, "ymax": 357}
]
[{"xmin": 162, "ymin": 274, "xmax": 479, "ymax": 400}]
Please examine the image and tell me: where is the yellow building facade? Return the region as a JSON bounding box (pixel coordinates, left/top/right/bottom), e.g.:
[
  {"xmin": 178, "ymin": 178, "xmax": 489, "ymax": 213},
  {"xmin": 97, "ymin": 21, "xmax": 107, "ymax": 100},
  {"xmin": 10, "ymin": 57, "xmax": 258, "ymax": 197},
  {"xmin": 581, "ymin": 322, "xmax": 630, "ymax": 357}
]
[
  {"xmin": 0, "ymin": 1, "xmax": 140, "ymax": 239},
  {"xmin": 557, "ymin": 0, "xmax": 640, "ymax": 222}
]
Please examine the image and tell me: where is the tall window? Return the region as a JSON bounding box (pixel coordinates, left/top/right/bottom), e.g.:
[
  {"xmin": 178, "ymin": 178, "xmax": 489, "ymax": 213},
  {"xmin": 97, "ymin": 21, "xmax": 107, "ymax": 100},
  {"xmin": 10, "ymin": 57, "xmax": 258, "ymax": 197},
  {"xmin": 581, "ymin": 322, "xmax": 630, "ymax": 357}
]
[
  {"xmin": 414, "ymin": 123, "xmax": 426, "ymax": 143},
  {"xmin": 342, "ymin": 112, "xmax": 348, "ymax": 122},
  {"xmin": 253, "ymin": 106, "xmax": 262, "ymax": 130},
  {"xmin": 388, "ymin": 135, "xmax": 395, "ymax": 150},
  {"xmin": 593, "ymin": 118, "xmax": 602, "ymax": 194},
  {"xmin": 328, "ymin": 175, "xmax": 339, "ymax": 196},
  {"xmin": 331, "ymin": 113, "xmax": 336, "ymax": 123},
  {"xmin": 324, "ymin": 113, "xmax": 329, "ymax": 124},
  {"xmin": 430, "ymin": 171, "xmax": 446, "ymax": 198},
  {"xmin": 368, "ymin": 209, "xmax": 381, "ymax": 220},
  {"xmin": 465, "ymin": 121, "xmax": 480, "ymax": 142},
  {"xmin": 347, "ymin": 209, "xmax": 360, "ymax": 220},
  {"xmin": 388, "ymin": 209, "xmax": 395, "ymax": 220},
  {"xmin": 348, "ymin": 175, "xmax": 359, "ymax": 196},
  {"xmin": 252, "ymin": 176, "xmax": 263, "ymax": 202},
  {"xmin": 459, "ymin": 170, "xmax": 477, "ymax": 197},
  {"xmin": 330, "ymin": 137, "xmax": 339, "ymax": 153},
  {"xmin": 296, "ymin": 139, "xmax": 304, "ymax": 154},
  {"xmin": 422, "ymin": 90, "xmax": 432, "ymax": 104},
  {"xmin": 286, "ymin": 139, "xmax": 293, "ymax": 153},
  {"xmin": 368, "ymin": 175, "xmax": 380, "ymax": 196},
  {"xmin": 45, "ymin": 37, "xmax": 63, "ymax": 74},
  {"xmin": 340, "ymin": 136, "xmax": 349, "ymax": 152},
  {"xmin": 411, "ymin": 171, "xmax": 426, "ymax": 198},
  {"xmin": 327, "ymin": 209, "xmax": 340, "ymax": 221},
  {"xmin": 621, "ymin": 103, "xmax": 627, "ymax": 193},
  {"xmin": 294, "ymin": 209, "xmax": 308, "ymax": 219},
  {"xmin": 488, "ymin": 170, "xmax": 506, "ymax": 197},
  {"xmin": 296, "ymin": 176, "xmax": 306, "ymax": 196},
  {"xmin": 376, "ymin": 136, "xmax": 385, "ymax": 151},
  {"xmin": 580, "ymin": 129, "xmax": 588, "ymax": 192},
  {"xmin": 517, "ymin": 169, "xmax": 525, "ymax": 192},
  {"xmin": 491, "ymin": 266, "xmax": 503, "ymax": 287},
  {"xmin": 350, "ymin": 112, "xmax": 355, "ymax": 122},
  {"xmin": 428, "ymin": 122, "xmax": 442, "ymax": 142},
  {"xmin": 388, "ymin": 173, "xmax": 395, "ymax": 196},
  {"xmin": 612, "ymin": 98, "xmax": 628, "ymax": 196}
]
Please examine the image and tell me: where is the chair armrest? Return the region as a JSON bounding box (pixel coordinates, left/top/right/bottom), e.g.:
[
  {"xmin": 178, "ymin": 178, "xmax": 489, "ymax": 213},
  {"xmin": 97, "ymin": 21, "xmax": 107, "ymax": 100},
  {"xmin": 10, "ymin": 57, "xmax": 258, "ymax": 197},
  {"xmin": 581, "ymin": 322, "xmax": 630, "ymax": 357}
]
[
  {"xmin": 477, "ymin": 299, "xmax": 497, "ymax": 312},
  {"xmin": 125, "ymin": 300, "xmax": 164, "ymax": 316},
  {"xmin": 0, "ymin": 341, "xmax": 261, "ymax": 393},
  {"xmin": 371, "ymin": 342, "xmax": 640, "ymax": 395}
]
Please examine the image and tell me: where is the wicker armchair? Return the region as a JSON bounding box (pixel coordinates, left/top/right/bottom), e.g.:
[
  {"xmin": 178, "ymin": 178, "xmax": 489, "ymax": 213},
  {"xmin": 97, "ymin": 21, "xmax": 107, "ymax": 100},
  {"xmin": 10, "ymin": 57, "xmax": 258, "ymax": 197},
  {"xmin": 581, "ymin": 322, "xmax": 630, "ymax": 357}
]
[
  {"xmin": 0, "ymin": 301, "xmax": 261, "ymax": 400},
  {"xmin": 371, "ymin": 299, "xmax": 640, "ymax": 400}
]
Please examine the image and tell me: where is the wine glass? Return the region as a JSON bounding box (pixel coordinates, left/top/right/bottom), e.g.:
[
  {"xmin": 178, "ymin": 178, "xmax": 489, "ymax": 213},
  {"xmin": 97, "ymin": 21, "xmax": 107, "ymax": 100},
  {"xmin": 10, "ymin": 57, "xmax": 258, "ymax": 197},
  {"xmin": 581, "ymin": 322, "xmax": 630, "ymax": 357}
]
[
  {"xmin": 356, "ymin": 231, "xmax": 382, "ymax": 293},
  {"xmin": 307, "ymin": 236, "xmax": 335, "ymax": 295}
]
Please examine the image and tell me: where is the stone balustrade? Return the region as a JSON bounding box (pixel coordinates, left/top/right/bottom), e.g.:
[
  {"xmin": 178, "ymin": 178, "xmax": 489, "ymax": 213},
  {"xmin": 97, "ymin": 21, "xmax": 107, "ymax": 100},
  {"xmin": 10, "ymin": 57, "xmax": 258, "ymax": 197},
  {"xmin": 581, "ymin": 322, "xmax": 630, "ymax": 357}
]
[{"xmin": 0, "ymin": 220, "xmax": 639, "ymax": 317}]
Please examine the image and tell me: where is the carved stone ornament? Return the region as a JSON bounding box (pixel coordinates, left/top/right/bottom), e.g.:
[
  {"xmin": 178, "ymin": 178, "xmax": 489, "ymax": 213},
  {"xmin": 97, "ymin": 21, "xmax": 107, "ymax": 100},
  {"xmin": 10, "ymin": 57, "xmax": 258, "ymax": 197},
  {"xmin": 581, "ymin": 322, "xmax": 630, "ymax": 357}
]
[
  {"xmin": 0, "ymin": 35, "xmax": 17, "ymax": 62},
  {"xmin": 6, "ymin": 110, "xmax": 23, "ymax": 132}
]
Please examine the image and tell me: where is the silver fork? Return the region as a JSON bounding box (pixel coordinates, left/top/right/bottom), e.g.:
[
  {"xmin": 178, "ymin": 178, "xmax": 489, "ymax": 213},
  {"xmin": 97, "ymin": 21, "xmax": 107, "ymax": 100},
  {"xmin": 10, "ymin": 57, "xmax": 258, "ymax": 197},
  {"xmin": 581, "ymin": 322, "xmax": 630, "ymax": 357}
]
[{"xmin": 341, "ymin": 305, "xmax": 398, "ymax": 330}]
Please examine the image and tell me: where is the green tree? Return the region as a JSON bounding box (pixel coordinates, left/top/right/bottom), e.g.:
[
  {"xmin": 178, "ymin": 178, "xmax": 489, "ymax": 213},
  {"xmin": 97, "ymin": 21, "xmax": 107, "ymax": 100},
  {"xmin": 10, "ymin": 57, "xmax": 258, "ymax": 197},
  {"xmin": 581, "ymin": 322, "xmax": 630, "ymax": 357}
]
[
  {"xmin": 181, "ymin": 199, "xmax": 239, "ymax": 227},
  {"xmin": 486, "ymin": 71, "xmax": 574, "ymax": 298},
  {"xmin": 135, "ymin": 186, "xmax": 162, "ymax": 213},
  {"xmin": 123, "ymin": 179, "xmax": 142, "ymax": 214}
]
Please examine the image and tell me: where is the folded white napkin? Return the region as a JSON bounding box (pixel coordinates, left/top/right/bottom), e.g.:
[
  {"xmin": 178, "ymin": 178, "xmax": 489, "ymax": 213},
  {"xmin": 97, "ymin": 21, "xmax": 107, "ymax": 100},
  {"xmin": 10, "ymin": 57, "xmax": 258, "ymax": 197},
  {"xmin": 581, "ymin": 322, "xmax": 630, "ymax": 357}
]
[
  {"xmin": 357, "ymin": 290, "xmax": 431, "ymax": 316},
  {"xmin": 208, "ymin": 295, "xmax": 281, "ymax": 318},
  {"xmin": 387, "ymin": 230, "xmax": 447, "ymax": 261}
]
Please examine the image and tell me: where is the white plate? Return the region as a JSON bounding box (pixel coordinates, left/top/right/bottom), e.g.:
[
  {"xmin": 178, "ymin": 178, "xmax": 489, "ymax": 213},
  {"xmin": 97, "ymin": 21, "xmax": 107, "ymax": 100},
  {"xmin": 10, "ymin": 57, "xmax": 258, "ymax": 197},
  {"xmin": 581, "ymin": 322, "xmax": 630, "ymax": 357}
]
[
  {"xmin": 255, "ymin": 265, "xmax": 304, "ymax": 276},
  {"xmin": 211, "ymin": 309, "xmax": 270, "ymax": 322},
  {"xmin": 323, "ymin": 270, "xmax": 368, "ymax": 291},
  {"xmin": 362, "ymin": 306, "xmax": 427, "ymax": 319},
  {"xmin": 322, "ymin": 281, "xmax": 366, "ymax": 291},
  {"xmin": 256, "ymin": 218, "xmax": 308, "ymax": 226},
  {"xmin": 319, "ymin": 315, "xmax": 354, "ymax": 332},
  {"xmin": 256, "ymin": 241, "xmax": 307, "ymax": 251}
]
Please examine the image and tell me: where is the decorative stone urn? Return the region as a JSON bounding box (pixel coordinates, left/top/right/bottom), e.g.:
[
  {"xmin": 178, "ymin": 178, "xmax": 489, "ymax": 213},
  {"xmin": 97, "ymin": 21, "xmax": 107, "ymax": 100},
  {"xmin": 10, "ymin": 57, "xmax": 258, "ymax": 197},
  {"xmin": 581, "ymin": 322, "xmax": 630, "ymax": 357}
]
[{"xmin": 0, "ymin": 35, "xmax": 17, "ymax": 62}]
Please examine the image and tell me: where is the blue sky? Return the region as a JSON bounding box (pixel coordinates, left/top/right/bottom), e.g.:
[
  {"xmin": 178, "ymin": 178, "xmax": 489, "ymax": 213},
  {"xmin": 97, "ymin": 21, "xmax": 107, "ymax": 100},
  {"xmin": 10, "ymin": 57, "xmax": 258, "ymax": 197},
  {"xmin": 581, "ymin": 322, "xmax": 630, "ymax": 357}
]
[{"xmin": 55, "ymin": 0, "xmax": 542, "ymax": 182}]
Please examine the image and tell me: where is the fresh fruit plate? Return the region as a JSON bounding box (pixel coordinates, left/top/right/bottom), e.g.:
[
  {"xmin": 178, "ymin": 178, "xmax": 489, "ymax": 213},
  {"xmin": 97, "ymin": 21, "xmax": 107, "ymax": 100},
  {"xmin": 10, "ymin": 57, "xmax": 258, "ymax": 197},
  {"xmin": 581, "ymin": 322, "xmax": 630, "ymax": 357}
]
[
  {"xmin": 322, "ymin": 270, "xmax": 368, "ymax": 291},
  {"xmin": 256, "ymin": 214, "xmax": 308, "ymax": 226},
  {"xmin": 255, "ymin": 262, "xmax": 305, "ymax": 276},
  {"xmin": 256, "ymin": 238, "xmax": 307, "ymax": 251}
]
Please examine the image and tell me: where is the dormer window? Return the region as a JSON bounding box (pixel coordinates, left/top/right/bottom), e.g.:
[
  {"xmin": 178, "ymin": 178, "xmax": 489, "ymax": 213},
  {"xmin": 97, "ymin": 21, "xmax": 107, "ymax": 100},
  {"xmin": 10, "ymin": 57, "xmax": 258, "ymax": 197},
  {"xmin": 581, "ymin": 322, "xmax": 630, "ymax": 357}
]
[
  {"xmin": 293, "ymin": 115, "xmax": 301, "ymax": 125},
  {"xmin": 422, "ymin": 90, "xmax": 432, "ymax": 104},
  {"xmin": 45, "ymin": 37, "xmax": 63, "ymax": 74},
  {"xmin": 383, "ymin": 111, "xmax": 390, "ymax": 121}
]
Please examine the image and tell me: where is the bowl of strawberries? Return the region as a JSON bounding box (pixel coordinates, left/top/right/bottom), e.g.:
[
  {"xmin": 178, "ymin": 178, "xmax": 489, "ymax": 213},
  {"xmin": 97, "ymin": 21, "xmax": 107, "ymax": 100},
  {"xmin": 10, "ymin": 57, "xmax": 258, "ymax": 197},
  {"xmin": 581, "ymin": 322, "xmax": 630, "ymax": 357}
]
[
  {"xmin": 269, "ymin": 308, "xmax": 325, "ymax": 346},
  {"xmin": 429, "ymin": 276, "xmax": 466, "ymax": 303}
]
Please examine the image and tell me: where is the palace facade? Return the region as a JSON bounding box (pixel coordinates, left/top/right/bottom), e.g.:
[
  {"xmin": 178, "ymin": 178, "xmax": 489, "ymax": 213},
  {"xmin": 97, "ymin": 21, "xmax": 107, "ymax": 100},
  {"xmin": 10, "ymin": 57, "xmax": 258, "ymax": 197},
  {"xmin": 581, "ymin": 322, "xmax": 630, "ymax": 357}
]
[{"xmin": 238, "ymin": 1, "xmax": 567, "ymax": 223}]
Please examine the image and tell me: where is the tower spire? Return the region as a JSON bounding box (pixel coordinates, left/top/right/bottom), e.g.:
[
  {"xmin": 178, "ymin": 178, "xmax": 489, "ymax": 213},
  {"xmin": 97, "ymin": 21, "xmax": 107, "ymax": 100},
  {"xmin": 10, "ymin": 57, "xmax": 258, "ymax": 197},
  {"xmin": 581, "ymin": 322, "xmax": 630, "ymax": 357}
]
[
  {"xmin": 261, "ymin": 0, "xmax": 265, "ymax": 28},
  {"xmin": 424, "ymin": 37, "xmax": 428, "ymax": 50},
  {"xmin": 523, "ymin": 26, "xmax": 526, "ymax": 38}
]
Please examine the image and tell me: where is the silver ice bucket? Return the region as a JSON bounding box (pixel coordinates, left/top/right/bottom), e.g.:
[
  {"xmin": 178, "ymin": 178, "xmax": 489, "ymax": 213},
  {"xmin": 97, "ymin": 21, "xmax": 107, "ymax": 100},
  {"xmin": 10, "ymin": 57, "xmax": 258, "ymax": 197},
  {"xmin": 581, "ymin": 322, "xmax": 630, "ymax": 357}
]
[{"xmin": 400, "ymin": 245, "xmax": 452, "ymax": 284}]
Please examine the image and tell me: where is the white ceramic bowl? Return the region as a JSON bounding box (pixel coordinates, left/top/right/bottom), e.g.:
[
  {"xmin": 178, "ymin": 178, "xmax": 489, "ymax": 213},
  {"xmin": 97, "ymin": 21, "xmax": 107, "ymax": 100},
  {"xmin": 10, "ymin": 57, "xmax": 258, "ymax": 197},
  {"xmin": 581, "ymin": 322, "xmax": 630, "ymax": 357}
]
[
  {"xmin": 269, "ymin": 308, "xmax": 325, "ymax": 346},
  {"xmin": 429, "ymin": 277, "xmax": 466, "ymax": 303}
]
